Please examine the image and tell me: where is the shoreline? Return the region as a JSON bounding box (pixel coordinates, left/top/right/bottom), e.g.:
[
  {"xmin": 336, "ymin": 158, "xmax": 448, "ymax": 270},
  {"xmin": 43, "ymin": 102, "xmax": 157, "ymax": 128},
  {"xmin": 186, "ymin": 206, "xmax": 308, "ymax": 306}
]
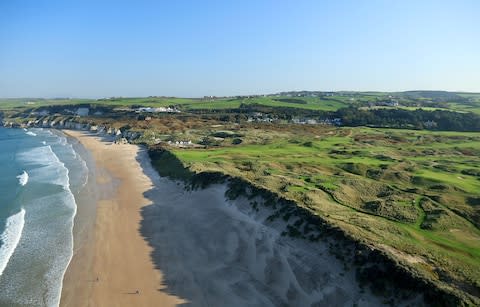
[
  {"xmin": 60, "ymin": 130, "xmax": 183, "ymax": 306},
  {"xmin": 59, "ymin": 131, "xmax": 100, "ymax": 306}
]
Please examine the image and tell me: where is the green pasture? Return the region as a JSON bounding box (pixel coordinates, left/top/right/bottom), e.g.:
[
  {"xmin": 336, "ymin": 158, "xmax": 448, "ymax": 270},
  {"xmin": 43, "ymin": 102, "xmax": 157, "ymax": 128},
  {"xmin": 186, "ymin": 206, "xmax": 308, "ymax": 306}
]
[{"xmin": 0, "ymin": 95, "xmax": 349, "ymax": 112}]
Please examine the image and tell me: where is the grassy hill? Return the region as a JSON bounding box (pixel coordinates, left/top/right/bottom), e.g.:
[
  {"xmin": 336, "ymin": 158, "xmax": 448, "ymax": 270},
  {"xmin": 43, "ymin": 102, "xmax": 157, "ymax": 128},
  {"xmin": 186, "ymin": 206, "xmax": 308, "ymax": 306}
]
[{"xmin": 2, "ymin": 91, "xmax": 480, "ymax": 115}]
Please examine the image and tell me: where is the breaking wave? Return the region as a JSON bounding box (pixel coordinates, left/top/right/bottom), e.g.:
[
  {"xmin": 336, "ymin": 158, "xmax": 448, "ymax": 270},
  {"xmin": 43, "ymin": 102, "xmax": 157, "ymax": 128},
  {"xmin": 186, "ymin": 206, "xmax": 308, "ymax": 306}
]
[
  {"xmin": 16, "ymin": 171, "xmax": 29, "ymax": 186},
  {"xmin": 0, "ymin": 209, "xmax": 26, "ymax": 277}
]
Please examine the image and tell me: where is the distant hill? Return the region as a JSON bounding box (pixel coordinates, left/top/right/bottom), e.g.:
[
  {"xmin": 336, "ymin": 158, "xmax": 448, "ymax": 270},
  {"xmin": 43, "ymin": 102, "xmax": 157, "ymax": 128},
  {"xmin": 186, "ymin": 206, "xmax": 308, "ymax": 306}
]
[{"xmin": 396, "ymin": 90, "xmax": 466, "ymax": 102}]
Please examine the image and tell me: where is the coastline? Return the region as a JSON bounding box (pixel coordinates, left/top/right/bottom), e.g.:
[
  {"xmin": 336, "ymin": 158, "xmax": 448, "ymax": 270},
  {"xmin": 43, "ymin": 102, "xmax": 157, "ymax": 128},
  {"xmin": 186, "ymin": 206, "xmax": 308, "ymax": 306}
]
[
  {"xmin": 60, "ymin": 130, "xmax": 183, "ymax": 306},
  {"xmin": 0, "ymin": 125, "xmax": 466, "ymax": 305}
]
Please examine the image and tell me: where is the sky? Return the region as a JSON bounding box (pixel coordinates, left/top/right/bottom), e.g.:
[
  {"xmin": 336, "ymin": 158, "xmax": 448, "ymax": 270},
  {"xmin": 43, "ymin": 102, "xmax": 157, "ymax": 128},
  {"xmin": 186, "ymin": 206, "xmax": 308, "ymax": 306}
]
[{"xmin": 0, "ymin": 0, "xmax": 479, "ymax": 98}]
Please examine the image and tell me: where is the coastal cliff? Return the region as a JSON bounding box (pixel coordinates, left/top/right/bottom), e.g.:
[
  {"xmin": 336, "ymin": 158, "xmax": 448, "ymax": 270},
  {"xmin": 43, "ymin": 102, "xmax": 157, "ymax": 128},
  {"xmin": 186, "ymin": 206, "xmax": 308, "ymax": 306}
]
[{"xmin": 2, "ymin": 117, "xmax": 143, "ymax": 143}]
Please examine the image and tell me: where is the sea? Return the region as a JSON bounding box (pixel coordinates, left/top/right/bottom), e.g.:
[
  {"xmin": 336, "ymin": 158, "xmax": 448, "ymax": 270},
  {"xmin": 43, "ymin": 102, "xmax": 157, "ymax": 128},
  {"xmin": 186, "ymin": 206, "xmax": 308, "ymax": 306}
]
[{"xmin": 0, "ymin": 127, "xmax": 88, "ymax": 306}]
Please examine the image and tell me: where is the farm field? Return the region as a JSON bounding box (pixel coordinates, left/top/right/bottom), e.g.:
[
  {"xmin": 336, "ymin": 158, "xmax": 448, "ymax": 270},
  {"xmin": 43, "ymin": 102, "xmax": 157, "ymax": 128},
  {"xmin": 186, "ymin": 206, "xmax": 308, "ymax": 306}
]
[
  {"xmin": 0, "ymin": 95, "xmax": 349, "ymax": 112},
  {"xmin": 3, "ymin": 91, "xmax": 480, "ymax": 116},
  {"xmin": 446, "ymin": 101, "xmax": 480, "ymax": 115},
  {"xmin": 360, "ymin": 105, "xmax": 467, "ymax": 113},
  {"xmin": 185, "ymin": 96, "xmax": 349, "ymax": 111}
]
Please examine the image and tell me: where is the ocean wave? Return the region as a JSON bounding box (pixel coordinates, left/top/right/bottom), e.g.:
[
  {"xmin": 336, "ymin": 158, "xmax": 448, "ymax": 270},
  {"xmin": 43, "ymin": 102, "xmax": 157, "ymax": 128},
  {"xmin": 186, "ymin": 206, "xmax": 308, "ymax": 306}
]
[
  {"xmin": 16, "ymin": 171, "xmax": 29, "ymax": 186},
  {"xmin": 58, "ymin": 136, "xmax": 68, "ymax": 146},
  {"xmin": 25, "ymin": 131, "xmax": 37, "ymax": 137},
  {"xmin": 18, "ymin": 146, "xmax": 70, "ymax": 190},
  {"xmin": 17, "ymin": 145, "xmax": 61, "ymax": 166},
  {"xmin": 0, "ymin": 128, "xmax": 84, "ymax": 305},
  {"xmin": 0, "ymin": 209, "xmax": 26, "ymax": 277}
]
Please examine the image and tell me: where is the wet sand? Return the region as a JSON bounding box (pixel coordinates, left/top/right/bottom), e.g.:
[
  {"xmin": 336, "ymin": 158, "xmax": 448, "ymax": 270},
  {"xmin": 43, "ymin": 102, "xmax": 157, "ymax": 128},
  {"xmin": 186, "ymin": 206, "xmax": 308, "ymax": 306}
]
[{"xmin": 60, "ymin": 130, "xmax": 183, "ymax": 307}]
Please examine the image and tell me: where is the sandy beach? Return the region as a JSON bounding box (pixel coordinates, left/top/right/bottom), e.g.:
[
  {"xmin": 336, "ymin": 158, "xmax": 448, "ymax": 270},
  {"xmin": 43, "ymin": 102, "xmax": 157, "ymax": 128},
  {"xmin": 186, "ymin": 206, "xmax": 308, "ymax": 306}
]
[{"xmin": 60, "ymin": 130, "xmax": 183, "ymax": 307}]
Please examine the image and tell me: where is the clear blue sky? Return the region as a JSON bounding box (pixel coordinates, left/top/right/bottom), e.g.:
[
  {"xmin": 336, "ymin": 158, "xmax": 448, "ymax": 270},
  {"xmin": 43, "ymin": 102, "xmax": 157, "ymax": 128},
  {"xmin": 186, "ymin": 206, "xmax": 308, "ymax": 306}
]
[{"xmin": 1, "ymin": 0, "xmax": 479, "ymax": 98}]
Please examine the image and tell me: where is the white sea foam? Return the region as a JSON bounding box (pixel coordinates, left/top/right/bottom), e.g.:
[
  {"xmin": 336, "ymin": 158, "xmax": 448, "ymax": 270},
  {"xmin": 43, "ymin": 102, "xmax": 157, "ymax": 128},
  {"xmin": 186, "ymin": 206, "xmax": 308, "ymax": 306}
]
[
  {"xmin": 16, "ymin": 171, "xmax": 29, "ymax": 186},
  {"xmin": 0, "ymin": 209, "xmax": 26, "ymax": 276},
  {"xmin": 9, "ymin": 141, "xmax": 77, "ymax": 306},
  {"xmin": 25, "ymin": 131, "xmax": 37, "ymax": 137},
  {"xmin": 2, "ymin": 130, "xmax": 87, "ymax": 306},
  {"xmin": 17, "ymin": 145, "xmax": 61, "ymax": 166},
  {"xmin": 19, "ymin": 146, "xmax": 71, "ymax": 190},
  {"xmin": 42, "ymin": 141, "xmax": 47, "ymax": 145},
  {"xmin": 58, "ymin": 136, "xmax": 67, "ymax": 146}
]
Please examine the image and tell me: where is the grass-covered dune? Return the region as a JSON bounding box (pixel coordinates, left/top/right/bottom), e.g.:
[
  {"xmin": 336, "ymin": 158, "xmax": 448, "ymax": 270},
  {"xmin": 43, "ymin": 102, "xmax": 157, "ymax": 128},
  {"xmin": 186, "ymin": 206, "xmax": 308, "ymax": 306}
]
[
  {"xmin": 148, "ymin": 146, "xmax": 472, "ymax": 306},
  {"xmin": 158, "ymin": 126, "xmax": 480, "ymax": 305}
]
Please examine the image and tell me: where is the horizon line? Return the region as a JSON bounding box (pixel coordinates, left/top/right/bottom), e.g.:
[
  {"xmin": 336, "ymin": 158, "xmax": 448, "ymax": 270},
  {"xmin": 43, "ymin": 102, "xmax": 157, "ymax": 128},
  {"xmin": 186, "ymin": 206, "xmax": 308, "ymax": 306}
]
[{"xmin": 1, "ymin": 89, "xmax": 480, "ymax": 100}]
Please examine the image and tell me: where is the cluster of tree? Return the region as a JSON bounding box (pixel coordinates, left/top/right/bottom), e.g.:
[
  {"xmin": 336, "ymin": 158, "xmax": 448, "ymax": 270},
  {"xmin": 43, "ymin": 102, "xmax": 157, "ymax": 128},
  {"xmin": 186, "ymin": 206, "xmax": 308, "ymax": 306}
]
[
  {"xmin": 237, "ymin": 103, "xmax": 329, "ymax": 119},
  {"xmin": 194, "ymin": 103, "xmax": 480, "ymax": 131},
  {"xmin": 335, "ymin": 107, "xmax": 480, "ymax": 131},
  {"xmin": 191, "ymin": 103, "xmax": 329, "ymax": 120}
]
